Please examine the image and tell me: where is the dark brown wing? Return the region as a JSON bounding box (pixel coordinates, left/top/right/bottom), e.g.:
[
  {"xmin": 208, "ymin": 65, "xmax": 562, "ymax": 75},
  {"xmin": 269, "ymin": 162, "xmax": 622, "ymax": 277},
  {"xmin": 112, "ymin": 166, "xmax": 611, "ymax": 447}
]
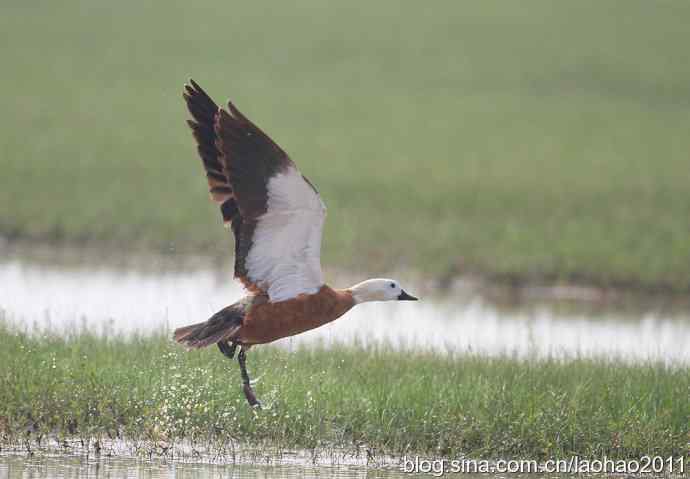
[
  {"xmin": 184, "ymin": 80, "xmax": 254, "ymax": 290},
  {"xmin": 214, "ymin": 102, "xmax": 293, "ymax": 219},
  {"xmin": 183, "ymin": 79, "xmax": 239, "ymax": 225},
  {"xmin": 184, "ymin": 80, "xmax": 326, "ymax": 301}
]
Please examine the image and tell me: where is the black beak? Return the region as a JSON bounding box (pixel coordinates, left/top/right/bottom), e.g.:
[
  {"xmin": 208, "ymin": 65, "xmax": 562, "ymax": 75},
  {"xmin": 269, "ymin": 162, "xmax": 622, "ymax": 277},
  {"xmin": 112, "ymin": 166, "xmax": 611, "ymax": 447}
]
[{"xmin": 397, "ymin": 290, "xmax": 418, "ymax": 301}]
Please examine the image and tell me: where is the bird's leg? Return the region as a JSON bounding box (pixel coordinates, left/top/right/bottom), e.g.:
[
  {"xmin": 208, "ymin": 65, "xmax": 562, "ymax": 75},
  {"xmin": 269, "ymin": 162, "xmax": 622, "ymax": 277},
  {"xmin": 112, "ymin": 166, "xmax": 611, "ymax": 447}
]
[
  {"xmin": 217, "ymin": 341, "xmax": 237, "ymax": 359},
  {"xmin": 237, "ymin": 348, "xmax": 261, "ymax": 408}
]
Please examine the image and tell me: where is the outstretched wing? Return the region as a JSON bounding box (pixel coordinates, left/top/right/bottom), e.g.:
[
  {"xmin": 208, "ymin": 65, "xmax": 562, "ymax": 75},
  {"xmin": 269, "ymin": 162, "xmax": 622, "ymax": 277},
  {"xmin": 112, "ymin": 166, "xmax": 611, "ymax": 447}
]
[{"xmin": 183, "ymin": 80, "xmax": 326, "ymax": 302}]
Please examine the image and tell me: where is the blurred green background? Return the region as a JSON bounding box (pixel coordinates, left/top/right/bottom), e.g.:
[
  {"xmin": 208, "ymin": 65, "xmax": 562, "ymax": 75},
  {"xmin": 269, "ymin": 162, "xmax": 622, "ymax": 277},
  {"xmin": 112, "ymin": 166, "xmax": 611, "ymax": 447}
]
[{"xmin": 2, "ymin": 0, "xmax": 690, "ymax": 290}]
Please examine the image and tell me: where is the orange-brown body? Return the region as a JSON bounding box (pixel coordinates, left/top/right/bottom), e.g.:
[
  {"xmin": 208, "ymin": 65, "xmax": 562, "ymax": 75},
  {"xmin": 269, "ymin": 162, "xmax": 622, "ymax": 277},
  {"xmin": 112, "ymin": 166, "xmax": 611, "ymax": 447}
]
[{"xmin": 235, "ymin": 286, "xmax": 355, "ymax": 345}]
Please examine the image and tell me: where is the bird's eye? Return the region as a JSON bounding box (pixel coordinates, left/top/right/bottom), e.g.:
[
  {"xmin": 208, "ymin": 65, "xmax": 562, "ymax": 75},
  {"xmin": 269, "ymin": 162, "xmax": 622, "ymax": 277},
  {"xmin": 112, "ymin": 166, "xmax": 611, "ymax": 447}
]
[{"xmin": 390, "ymin": 283, "xmax": 396, "ymax": 288}]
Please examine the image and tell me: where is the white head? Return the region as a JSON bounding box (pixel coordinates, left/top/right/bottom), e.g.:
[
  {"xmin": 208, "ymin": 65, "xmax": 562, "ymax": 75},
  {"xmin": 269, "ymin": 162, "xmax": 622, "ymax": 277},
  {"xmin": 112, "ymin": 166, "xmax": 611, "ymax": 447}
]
[{"xmin": 349, "ymin": 278, "xmax": 418, "ymax": 304}]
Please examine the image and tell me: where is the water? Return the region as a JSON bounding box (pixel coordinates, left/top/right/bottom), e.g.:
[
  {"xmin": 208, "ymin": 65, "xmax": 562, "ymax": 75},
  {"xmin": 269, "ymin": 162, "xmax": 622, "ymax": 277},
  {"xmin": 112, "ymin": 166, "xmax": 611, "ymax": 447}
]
[
  {"xmin": 0, "ymin": 452, "xmax": 588, "ymax": 478},
  {"xmin": 1, "ymin": 246, "xmax": 689, "ymax": 364},
  {"xmin": 0, "ymin": 453, "xmax": 407, "ymax": 479}
]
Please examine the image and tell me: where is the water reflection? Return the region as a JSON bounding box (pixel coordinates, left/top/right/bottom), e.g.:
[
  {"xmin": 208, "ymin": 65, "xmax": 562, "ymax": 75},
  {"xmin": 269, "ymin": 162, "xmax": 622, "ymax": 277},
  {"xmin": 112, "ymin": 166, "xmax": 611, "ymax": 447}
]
[
  {"xmin": 0, "ymin": 452, "xmax": 593, "ymax": 479},
  {"xmin": 1, "ymin": 248, "xmax": 689, "ymax": 364},
  {"xmin": 0, "ymin": 454, "xmax": 409, "ymax": 479}
]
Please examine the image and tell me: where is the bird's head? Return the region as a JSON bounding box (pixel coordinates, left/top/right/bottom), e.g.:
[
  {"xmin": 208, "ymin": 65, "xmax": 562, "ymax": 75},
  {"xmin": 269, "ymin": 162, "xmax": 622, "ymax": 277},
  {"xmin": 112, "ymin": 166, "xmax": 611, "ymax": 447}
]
[{"xmin": 349, "ymin": 278, "xmax": 418, "ymax": 304}]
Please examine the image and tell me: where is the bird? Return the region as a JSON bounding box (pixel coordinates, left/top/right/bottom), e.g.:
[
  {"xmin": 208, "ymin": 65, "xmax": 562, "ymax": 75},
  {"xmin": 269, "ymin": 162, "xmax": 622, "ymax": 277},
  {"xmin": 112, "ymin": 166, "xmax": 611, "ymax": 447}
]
[{"xmin": 174, "ymin": 80, "xmax": 418, "ymax": 408}]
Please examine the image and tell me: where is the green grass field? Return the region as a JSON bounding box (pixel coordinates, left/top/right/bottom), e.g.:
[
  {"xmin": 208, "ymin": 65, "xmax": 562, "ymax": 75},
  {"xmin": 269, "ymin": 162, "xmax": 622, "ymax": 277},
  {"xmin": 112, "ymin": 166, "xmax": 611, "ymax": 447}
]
[
  {"xmin": 0, "ymin": 322, "xmax": 687, "ymax": 460},
  {"xmin": 2, "ymin": 1, "xmax": 690, "ymax": 291}
]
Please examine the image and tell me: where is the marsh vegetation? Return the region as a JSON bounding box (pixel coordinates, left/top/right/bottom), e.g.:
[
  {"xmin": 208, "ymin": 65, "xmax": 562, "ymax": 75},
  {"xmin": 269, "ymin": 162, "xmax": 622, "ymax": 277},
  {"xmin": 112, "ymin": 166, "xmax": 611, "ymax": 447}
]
[{"xmin": 1, "ymin": 321, "xmax": 687, "ymax": 461}]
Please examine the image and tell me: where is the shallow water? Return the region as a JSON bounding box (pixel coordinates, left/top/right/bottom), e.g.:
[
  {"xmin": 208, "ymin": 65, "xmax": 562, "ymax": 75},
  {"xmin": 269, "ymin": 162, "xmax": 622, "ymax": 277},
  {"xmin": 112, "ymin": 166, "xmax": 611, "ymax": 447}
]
[
  {"xmin": 1, "ymin": 246, "xmax": 689, "ymax": 364},
  {"xmin": 0, "ymin": 455, "xmax": 403, "ymax": 479},
  {"xmin": 0, "ymin": 452, "xmax": 588, "ymax": 479},
  {"xmin": 0, "ymin": 453, "xmax": 403, "ymax": 479}
]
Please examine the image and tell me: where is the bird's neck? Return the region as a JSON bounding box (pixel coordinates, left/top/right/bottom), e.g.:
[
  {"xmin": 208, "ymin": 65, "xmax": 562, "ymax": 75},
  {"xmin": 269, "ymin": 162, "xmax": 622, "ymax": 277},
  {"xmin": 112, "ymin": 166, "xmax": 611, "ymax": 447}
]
[{"xmin": 348, "ymin": 280, "xmax": 378, "ymax": 304}]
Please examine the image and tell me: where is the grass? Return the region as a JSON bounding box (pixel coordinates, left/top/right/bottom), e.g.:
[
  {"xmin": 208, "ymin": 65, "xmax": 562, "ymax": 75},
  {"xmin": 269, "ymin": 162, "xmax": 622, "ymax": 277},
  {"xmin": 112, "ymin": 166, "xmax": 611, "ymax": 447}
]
[
  {"xmin": 0, "ymin": 321, "xmax": 687, "ymax": 462},
  {"xmin": 1, "ymin": 1, "xmax": 690, "ymax": 292}
]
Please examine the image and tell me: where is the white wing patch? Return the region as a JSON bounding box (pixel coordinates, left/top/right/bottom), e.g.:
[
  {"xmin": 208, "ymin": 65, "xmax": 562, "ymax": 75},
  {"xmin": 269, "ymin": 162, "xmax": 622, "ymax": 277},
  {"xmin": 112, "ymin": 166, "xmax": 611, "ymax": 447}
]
[{"xmin": 245, "ymin": 166, "xmax": 327, "ymax": 302}]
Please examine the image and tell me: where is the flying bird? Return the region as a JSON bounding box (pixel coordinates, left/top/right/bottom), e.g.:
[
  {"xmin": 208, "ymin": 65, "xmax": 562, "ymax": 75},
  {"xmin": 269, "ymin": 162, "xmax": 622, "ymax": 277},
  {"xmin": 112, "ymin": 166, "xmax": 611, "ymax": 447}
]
[{"xmin": 174, "ymin": 80, "xmax": 418, "ymax": 407}]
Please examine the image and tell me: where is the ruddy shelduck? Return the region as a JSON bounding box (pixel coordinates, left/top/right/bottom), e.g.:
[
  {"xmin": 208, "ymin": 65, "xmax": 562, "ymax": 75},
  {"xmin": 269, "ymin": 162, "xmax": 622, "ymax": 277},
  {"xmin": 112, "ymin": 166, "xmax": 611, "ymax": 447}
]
[{"xmin": 174, "ymin": 80, "xmax": 418, "ymax": 407}]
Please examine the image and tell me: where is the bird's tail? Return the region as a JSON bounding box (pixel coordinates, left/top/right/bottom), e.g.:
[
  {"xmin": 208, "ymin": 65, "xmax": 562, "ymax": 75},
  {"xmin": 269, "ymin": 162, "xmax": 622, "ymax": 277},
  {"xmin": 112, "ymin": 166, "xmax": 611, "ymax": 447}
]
[{"xmin": 173, "ymin": 303, "xmax": 244, "ymax": 348}]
